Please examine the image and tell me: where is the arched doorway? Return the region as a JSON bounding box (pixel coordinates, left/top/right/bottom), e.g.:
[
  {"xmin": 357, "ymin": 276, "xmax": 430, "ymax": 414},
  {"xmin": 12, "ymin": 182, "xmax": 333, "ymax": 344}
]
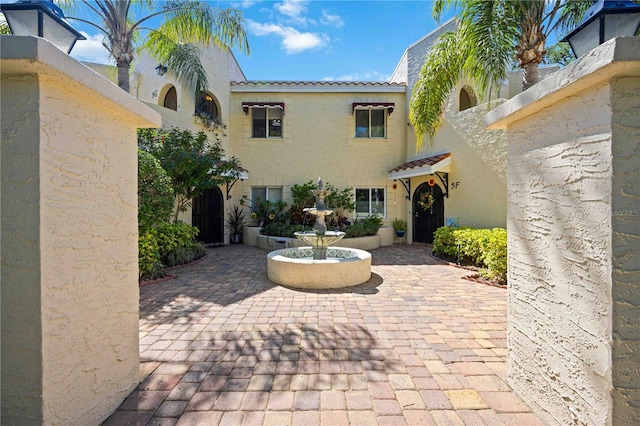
[
  {"xmin": 413, "ymin": 181, "xmax": 444, "ymax": 243},
  {"xmin": 192, "ymin": 187, "xmax": 224, "ymax": 246}
]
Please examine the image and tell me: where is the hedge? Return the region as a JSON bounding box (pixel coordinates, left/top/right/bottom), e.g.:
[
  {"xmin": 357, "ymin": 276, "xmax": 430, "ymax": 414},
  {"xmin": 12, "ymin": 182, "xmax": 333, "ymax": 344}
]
[
  {"xmin": 139, "ymin": 222, "xmax": 206, "ymax": 281},
  {"xmin": 433, "ymin": 227, "xmax": 507, "ymax": 285}
]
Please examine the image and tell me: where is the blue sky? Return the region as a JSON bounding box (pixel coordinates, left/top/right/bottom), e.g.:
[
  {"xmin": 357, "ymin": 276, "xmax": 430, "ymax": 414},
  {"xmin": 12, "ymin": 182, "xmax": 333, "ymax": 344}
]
[{"xmin": 69, "ymin": 0, "xmax": 456, "ymax": 82}]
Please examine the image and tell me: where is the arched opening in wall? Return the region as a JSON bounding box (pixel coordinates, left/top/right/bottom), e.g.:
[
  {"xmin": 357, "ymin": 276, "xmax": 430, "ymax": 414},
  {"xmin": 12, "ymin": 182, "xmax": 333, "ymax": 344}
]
[
  {"xmin": 196, "ymin": 91, "xmax": 219, "ymax": 122},
  {"xmin": 163, "ymin": 86, "xmax": 177, "ymax": 111},
  {"xmin": 459, "ymin": 86, "xmax": 477, "ymax": 111}
]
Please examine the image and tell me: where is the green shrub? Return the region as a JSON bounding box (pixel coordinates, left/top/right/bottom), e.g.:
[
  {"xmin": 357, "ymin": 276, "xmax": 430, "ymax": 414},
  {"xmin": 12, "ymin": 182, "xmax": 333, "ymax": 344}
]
[
  {"xmin": 344, "ymin": 216, "xmax": 382, "ymax": 238},
  {"xmin": 260, "ymin": 222, "xmax": 303, "ymax": 237},
  {"xmin": 139, "ymin": 231, "xmax": 163, "ymax": 280},
  {"xmin": 480, "ymin": 229, "xmax": 507, "ymax": 285},
  {"xmin": 432, "ymin": 226, "xmax": 460, "ymax": 257},
  {"xmin": 433, "ymin": 226, "xmax": 507, "ymax": 284},
  {"xmin": 138, "ymin": 149, "xmax": 174, "ymax": 230},
  {"xmin": 152, "ymin": 222, "xmax": 205, "ymax": 267}
]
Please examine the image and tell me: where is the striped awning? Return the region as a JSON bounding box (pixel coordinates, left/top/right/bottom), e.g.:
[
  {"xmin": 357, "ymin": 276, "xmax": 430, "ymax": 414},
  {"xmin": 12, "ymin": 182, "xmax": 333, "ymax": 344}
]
[
  {"xmin": 352, "ymin": 102, "xmax": 395, "ymax": 115},
  {"xmin": 242, "ymin": 102, "xmax": 285, "ymax": 115}
]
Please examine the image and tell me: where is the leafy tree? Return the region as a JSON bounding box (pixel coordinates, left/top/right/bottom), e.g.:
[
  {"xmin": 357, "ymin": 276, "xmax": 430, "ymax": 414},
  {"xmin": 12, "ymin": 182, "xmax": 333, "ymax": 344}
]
[
  {"xmin": 137, "ymin": 149, "xmax": 174, "ymax": 229},
  {"xmin": 410, "ymin": 0, "xmax": 591, "ymax": 147},
  {"xmin": 138, "ymin": 128, "xmax": 241, "ymax": 223},
  {"xmin": 66, "ymin": 1, "xmax": 249, "ymax": 93},
  {"xmin": 545, "ymin": 41, "xmax": 575, "ymax": 66}
]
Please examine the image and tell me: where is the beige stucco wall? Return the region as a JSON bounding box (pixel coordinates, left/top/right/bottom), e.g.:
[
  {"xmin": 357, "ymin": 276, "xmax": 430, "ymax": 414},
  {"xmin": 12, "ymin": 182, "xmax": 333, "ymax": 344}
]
[
  {"xmin": 135, "ymin": 46, "xmax": 246, "ymax": 155},
  {"xmin": 486, "ymin": 37, "xmax": 640, "ymax": 425},
  {"xmin": 1, "ymin": 36, "xmax": 161, "ymax": 425},
  {"xmin": 610, "ymin": 75, "xmax": 640, "ymax": 425},
  {"xmin": 390, "ymin": 19, "xmax": 507, "ymax": 238},
  {"xmin": 228, "ymin": 85, "xmax": 407, "ymax": 227}
]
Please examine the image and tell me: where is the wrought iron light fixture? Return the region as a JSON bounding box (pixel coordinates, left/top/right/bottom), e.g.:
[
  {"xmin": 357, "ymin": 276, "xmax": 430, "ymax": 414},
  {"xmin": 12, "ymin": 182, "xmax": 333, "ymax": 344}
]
[
  {"xmin": 0, "ymin": 0, "xmax": 85, "ymax": 54},
  {"xmin": 155, "ymin": 64, "xmax": 167, "ymax": 76},
  {"xmin": 562, "ymin": 0, "xmax": 640, "ymax": 58}
]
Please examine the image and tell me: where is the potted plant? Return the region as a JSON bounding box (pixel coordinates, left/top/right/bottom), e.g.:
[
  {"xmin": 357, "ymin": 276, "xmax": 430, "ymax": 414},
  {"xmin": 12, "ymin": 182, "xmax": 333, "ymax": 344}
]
[
  {"xmin": 393, "ymin": 218, "xmax": 406, "ymax": 237},
  {"xmin": 226, "ymin": 204, "xmax": 246, "ymax": 244}
]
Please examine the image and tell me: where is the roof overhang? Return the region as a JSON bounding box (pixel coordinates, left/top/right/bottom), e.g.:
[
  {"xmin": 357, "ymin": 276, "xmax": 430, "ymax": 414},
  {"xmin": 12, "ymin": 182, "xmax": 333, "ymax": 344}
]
[{"xmin": 388, "ymin": 152, "xmax": 451, "ymax": 180}]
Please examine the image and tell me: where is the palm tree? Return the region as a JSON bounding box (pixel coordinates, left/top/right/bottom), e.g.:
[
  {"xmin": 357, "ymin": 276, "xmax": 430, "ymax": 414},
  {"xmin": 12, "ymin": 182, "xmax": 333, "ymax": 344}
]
[
  {"xmin": 410, "ymin": 0, "xmax": 590, "ymax": 147},
  {"xmin": 66, "ymin": 0, "xmax": 249, "ymax": 93}
]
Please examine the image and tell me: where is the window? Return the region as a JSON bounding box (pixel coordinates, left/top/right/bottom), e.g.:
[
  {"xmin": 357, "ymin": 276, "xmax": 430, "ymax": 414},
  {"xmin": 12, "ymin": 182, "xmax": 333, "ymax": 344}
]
[
  {"xmin": 252, "ymin": 107, "xmax": 283, "ymax": 138},
  {"xmin": 251, "ymin": 187, "xmax": 283, "ymax": 204},
  {"xmin": 196, "ymin": 91, "xmax": 218, "ymax": 120},
  {"xmin": 459, "ymin": 86, "xmax": 477, "ymax": 111},
  {"xmin": 355, "ymin": 109, "xmax": 386, "ymax": 138},
  {"xmin": 355, "ymin": 188, "xmax": 385, "ymax": 217},
  {"xmin": 163, "ymin": 86, "xmax": 177, "ymax": 111}
]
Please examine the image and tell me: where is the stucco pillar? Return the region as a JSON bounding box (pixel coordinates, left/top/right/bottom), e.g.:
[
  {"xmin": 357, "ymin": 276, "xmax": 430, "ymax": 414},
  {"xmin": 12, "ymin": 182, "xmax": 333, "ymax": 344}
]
[
  {"xmin": 485, "ymin": 37, "xmax": 639, "ymax": 425},
  {"xmin": 1, "ymin": 36, "xmax": 161, "ymax": 425}
]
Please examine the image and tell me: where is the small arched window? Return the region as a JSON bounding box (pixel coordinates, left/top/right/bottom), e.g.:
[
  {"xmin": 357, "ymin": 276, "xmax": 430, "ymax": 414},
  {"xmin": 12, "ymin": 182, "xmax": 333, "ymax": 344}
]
[
  {"xmin": 196, "ymin": 91, "xmax": 218, "ymax": 120},
  {"xmin": 459, "ymin": 86, "xmax": 477, "ymax": 111},
  {"xmin": 163, "ymin": 86, "xmax": 177, "ymax": 111}
]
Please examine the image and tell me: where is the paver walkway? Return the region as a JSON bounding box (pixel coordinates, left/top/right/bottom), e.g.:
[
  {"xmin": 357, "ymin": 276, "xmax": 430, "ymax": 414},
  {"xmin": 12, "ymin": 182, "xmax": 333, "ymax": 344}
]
[{"xmin": 104, "ymin": 244, "xmax": 543, "ymax": 426}]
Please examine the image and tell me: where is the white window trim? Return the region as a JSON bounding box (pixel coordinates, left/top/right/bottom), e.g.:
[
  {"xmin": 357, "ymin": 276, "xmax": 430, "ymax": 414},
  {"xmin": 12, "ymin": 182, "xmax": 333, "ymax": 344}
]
[
  {"xmin": 251, "ymin": 107, "xmax": 283, "ymax": 139},
  {"xmin": 355, "ymin": 187, "xmax": 386, "ymax": 218},
  {"xmin": 355, "ymin": 108, "xmax": 387, "ymax": 139}
]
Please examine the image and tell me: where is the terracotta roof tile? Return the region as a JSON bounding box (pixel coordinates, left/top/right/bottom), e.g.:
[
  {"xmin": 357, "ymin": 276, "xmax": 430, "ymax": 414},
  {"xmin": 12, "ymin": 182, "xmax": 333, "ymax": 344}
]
[{"xmin": 389, "ymin": 153, "xmax": 451, "ymax": 173}]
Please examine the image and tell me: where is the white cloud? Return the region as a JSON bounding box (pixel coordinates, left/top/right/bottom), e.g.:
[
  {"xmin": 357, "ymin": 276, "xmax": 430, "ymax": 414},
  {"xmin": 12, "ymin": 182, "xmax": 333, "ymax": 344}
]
[
  {"xmin": 70, "ymin": 32, "xmax": 112, "ymax": 64},
  {"xmin": 320, "ymin": 10, "xmax": 344, "ymax": 28},
  {"xmin": 274, "ymin": 0, "xmax": 308, "ymax": 22},
  {"xmin": 248, "ymin": 20, "xmax": 328, "ymax": 54},
  {"xmin": 322, "ymin": 71, "xmax": 390, "ymax": 82}
]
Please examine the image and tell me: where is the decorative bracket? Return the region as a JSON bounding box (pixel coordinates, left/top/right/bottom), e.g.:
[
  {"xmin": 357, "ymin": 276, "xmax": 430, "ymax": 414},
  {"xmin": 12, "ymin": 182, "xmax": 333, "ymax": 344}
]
[
  {"xmin": 434, "ymin": 172, "xmax": 449, "ymax": 198},
  {"xmin": 226, "ymin": 178, "xmax": 242, "ymax": 200},
  {"xmin": 395, "ymin": 178, "xmax": 411, "ymax": 200}
]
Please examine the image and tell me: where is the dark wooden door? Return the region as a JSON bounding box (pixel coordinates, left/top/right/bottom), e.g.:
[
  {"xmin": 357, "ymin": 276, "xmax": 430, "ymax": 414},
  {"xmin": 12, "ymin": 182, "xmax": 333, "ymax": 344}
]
[
  {"xmin": 413, "ymin": 182, "xmax": 444, "ymax": 243},
  {"xmin": 192, "ymin": 187, "xmax": 224, "ymax": 246}
]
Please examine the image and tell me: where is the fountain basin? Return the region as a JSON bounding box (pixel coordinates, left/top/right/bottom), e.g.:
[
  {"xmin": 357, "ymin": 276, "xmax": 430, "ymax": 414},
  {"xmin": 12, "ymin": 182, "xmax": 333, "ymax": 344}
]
[
  {"xmin": 293, "ymin": 230, "xmax": 346, "ymax": 248},
  {"xmin": 267, "ymin": 247, "xmax": 371, "ymax": 289}
]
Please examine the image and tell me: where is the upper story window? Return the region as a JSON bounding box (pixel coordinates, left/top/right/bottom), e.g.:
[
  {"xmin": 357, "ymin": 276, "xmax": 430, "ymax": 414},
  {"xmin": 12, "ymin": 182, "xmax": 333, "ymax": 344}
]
[
  {"xmin": 252, "ymin": 107, "xmax": 283, "ymax": 138},
  {"xmin": 242, "ymin": 103, "xmax": 285, "ymax": 139},
  {"xmin": 355, "ymin": 188, "xmax": 386, "ymax": 218},
  {"xmin": 196, "ymin": 91, "xmax": 219, "ymax": 121},
  {"xmin": 163, "ymin": 86, "xmax": 177, "ymax": 111},
  {"xmin": 352, "ymin": 103, "xmax": 394, "ymax": 139}
]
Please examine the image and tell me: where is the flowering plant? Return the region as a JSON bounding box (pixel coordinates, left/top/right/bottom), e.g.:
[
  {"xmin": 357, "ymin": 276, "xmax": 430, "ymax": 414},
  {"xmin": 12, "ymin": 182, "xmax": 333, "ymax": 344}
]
[{"xmin": 418, "ymin": 192, "xmax": 435, "ymax": 211}]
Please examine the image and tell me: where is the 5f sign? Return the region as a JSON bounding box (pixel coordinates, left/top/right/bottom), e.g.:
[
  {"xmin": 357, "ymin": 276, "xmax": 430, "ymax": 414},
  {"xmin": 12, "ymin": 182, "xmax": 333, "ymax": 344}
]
[{"xmin": 451, "ymin": 182, "xmax": 460, "ymax": 189}]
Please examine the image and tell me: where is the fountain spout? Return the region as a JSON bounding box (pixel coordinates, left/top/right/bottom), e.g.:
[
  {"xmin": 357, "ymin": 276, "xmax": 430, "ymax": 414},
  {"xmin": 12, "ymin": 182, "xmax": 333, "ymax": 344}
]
[{"xmin": 295, "ymin": 177, "xmax": 345, "ymax": 259}]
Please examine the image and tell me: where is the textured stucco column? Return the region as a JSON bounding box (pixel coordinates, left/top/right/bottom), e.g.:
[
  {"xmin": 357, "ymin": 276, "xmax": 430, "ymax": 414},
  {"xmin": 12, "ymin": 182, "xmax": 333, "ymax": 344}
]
[
  {"xmin": 485, "ymin": 37, "xmax": 639, "ymax": 425},
  {"xmin": 1, "ymin": 36, "xmax": 161, "ymax": 424}
]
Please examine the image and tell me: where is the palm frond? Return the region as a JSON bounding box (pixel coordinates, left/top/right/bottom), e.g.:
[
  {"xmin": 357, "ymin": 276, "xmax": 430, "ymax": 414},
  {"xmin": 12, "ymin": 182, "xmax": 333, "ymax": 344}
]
[
  {"xmin": 144, "ymin": 30, "xmax": 208, "ymax": 94},
  {"xmin": 552, "ymin": 0, "xmax": 593, "ymax": 34},
  {"xmin": 459, "ymin": 0, "xmax": 516, "ymax": 97},
  {"xmin": 409, "ymin": 31, "xmax": 463, "ymax": 149}
]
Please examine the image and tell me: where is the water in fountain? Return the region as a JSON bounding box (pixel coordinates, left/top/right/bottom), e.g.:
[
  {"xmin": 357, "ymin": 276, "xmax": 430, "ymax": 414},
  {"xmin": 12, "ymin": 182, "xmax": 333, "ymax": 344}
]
[{"xmin": 294, "ymin": 177, "xmax": 345, "ymax": 259}]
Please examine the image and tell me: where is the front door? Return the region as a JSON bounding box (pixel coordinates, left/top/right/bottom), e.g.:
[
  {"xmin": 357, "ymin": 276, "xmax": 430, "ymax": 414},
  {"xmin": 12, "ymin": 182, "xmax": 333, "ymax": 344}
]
[
  {"xmin": 413, "ymin": 181, "xmax": 444, "ymax": 243},
  {"xmin": 192, "ymin": 187, "xmax": 224, "ymax": 246}
]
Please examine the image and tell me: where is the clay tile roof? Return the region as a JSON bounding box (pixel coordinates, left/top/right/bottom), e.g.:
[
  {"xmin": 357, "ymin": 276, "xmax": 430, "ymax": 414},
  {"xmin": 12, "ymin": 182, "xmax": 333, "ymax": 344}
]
[{"xmin": 388, "ymin": 152, "xmax": 451, "ymax": 174}]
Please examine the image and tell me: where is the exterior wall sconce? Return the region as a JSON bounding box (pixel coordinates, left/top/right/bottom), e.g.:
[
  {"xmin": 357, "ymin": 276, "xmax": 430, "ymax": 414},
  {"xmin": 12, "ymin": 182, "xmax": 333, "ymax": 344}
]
[
  {"xmin": 562, "ymin": 0, "xmax": 640, "ymax": 58},
  {"xmin": 1, "ymin": 0, "xmax": 86, "ymax": 54},
  {"xmin": 155, "ymin": 64, "xmax": 167, "ymax": 76}
]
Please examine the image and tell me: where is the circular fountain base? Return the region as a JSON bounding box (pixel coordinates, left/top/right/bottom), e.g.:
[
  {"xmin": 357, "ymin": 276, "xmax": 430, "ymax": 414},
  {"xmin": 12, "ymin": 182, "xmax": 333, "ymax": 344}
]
[{"xmin": 267, "ymin": 247, "xmax": 372, "ymax": 289}]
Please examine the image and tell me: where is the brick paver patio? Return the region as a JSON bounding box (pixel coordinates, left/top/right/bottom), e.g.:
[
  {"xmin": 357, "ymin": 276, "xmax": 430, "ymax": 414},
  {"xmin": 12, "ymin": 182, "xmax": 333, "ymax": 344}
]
[{"xmin": 104, "ymin": 244, "xmax": 543, "ymax": 425}]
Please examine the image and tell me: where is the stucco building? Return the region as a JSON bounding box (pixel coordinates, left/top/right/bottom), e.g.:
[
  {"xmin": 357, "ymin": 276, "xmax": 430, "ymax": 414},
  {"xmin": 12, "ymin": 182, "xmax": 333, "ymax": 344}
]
[{"xmin": 102, "ymin": 21, "xmax": 550, "ymax": 245}]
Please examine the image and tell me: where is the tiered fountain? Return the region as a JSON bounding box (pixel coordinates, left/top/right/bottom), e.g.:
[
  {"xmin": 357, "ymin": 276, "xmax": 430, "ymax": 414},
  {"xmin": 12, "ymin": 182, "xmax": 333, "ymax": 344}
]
[{"xmin": 267, "ymin": 178, "xmax": 371, "ymax": 289}]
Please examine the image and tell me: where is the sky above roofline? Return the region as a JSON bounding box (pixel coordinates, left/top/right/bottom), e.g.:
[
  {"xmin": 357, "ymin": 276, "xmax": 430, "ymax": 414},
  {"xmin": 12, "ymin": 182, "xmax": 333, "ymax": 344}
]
[{"xmin": 67, "ymin": 0, "xmax": 455, "ymax": 82}]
